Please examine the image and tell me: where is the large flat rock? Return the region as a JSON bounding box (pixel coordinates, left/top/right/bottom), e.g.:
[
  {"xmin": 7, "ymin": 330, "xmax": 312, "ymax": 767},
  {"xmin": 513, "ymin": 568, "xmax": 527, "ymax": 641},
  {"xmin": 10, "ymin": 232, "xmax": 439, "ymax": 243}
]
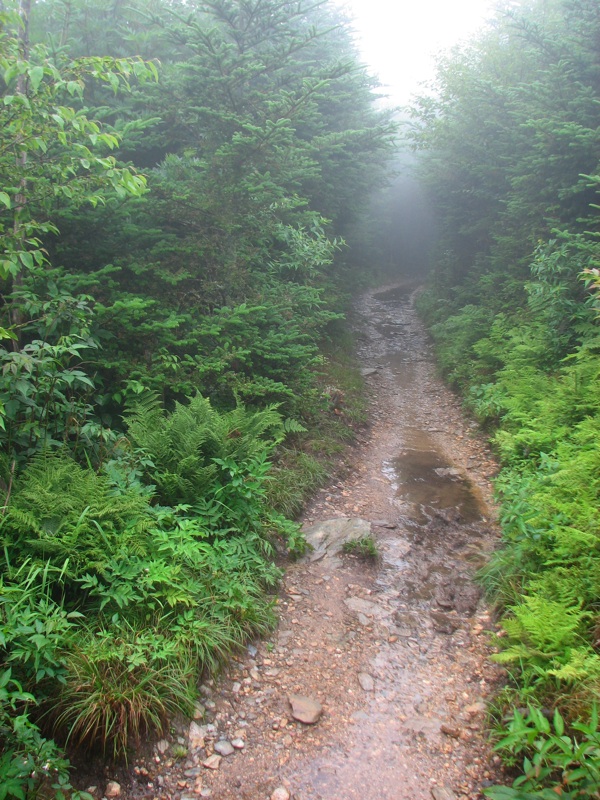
[{"xmin": 302, "ymin": 518, "xmax": 372, "ymax": 562}]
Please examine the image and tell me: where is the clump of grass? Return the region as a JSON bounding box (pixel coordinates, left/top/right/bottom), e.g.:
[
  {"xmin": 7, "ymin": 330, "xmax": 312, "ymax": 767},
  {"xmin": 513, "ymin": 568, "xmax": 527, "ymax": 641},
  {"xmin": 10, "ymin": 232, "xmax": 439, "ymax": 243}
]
[
  {"xmin": 342, "ymin": 535, "xmax": 379, "ymax": 560},
  {"xmin": 266, "ymin": 449, "xmax": 329, "ymax": 518},
  {"xmin": 171, "ymin": 743, "xmax": 188, "ymax": 759},
  {"xmin": 52, "ymin": 625, "xmax": 196, "ymax": 759}
]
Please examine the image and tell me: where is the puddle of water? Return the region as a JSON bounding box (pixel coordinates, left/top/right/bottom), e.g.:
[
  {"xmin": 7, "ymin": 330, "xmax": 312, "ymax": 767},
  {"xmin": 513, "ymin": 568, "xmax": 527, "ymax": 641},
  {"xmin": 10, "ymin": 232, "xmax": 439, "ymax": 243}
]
[{"xmin": 390, "ymin": 448, "xmax": 483, "ymax": 523}]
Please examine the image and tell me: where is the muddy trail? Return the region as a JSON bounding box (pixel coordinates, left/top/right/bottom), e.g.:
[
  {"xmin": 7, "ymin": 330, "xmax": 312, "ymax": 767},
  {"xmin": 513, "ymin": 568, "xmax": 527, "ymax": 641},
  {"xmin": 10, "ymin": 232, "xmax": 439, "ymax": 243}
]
[{"xmin": 92, "ymin": 284, "xmax": 505, "ymax": 800}]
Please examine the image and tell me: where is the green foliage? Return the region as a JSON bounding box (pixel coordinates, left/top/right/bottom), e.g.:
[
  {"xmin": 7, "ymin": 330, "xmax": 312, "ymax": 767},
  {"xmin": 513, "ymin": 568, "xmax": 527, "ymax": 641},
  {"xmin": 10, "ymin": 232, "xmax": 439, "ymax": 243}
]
[
  {"xmin": 0, "ymin": 0, "xmax": 390, "ymax": 783},
  {"xmin": 53, "ymin": 623, "xmax": 196, "ymax": 758},
  {"xmin": 411, "ymin": 0, "xmax": 600, "ymax": 792},
  {"xmin": 341, "ymin": 535, "xmax": 379, "ymax": 561},
  {"xmin": 485, "ymin": 706, "xmax": 600, "ymax": 800},
  {"xmin": 1, "ymin": 455, "xmax": 152, "ymax": 573}
]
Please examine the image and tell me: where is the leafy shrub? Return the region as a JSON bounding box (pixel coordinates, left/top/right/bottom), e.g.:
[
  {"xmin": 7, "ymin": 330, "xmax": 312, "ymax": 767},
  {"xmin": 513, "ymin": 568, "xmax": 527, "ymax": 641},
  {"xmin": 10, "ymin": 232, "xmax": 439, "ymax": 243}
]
[{"xmin": 485, "ymin": 706, "xmax": 600, "ymax": 800}]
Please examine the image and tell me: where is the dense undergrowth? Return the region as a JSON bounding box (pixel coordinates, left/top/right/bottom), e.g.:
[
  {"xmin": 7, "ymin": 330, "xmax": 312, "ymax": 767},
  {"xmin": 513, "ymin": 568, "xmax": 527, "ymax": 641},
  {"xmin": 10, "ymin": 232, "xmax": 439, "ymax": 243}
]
[
  {"xmin": 0, "ymin": 0, "xmax": 391, "ymax": 794},
  {"xmin": 410, "ymin": 0, "xmax": 600, "ymax": 794}
]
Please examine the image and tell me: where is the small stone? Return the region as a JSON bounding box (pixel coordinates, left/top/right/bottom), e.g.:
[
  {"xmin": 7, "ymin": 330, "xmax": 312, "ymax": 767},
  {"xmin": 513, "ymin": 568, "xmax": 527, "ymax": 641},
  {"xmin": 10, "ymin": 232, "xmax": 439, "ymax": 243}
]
[
  {"xmin": 288, "ymin": 694, "xmax": 323, "ymax": 724},
  {"xmin": 441, "ymin": 724, "xmax": 462, "ymax": 739},
  {"xmin": 249, "ymin": 667, "xmax": 261, "ymax": 681},
  {"xmin": 156, "ymin": 739, "xmax": 169, "ymax": 754},
  {"xmin": 105, "ymin": 783, "xmax": 121, "ymax": 798},
  {"xmin": 214, "ymin": 740, "xmax": 235, "ymax": 757},
  {"xmin": 431, "ymin": 786, "xmax": 457, "ymax": 800},
  {"xmin": 200, "ymin": 790, "xmax": 212, "ymax": 798},
  {"xmin": 358, "ymin": 672, "xmax": 375, "ymax": 691},
  {"xmin": 202, "ymin": 754, "xmax": 222, "ymax": 770},
  {"xmin": 231, "ymin": 738, "xmax": 245, "ymax": 749},
  {"xmin": 193, "ymin": 702, "xmax": 206, "ymax": 720},
  {"xmin": 188, "ymin": 722, "xmax": 206, "ymax": 749},
  {"xmin": 465, "ymin": 701, "xmax": 486, "ymax": 716},
  {"xmin": 271, "ymin": 788, "xmax": 291, "ymax": 800},
  {"xmin": 430, "ymin": 611, "xmax": 461, "ymax": 634},
  {"xmin": 232, "ymin": 682, "xmax": 242, "ymax": 694},
  {"xmin": 184, "ymin": 767, "xmax": 204, "ymax": 778}
]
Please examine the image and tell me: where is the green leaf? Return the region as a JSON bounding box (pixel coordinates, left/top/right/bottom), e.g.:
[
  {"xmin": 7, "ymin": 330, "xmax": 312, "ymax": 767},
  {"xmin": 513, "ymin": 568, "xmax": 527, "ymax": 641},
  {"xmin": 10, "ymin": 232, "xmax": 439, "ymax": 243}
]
[
  {"xmin": 28, "ymin": 66, "xmax": 44, "ymax": 92},
  {"xmin": 18, "ymin": 251, "xmax": 34, "ymax": 270},
  {"xmin": 0, "ymin": 192, "xmax": 11, "ymax": 209}
]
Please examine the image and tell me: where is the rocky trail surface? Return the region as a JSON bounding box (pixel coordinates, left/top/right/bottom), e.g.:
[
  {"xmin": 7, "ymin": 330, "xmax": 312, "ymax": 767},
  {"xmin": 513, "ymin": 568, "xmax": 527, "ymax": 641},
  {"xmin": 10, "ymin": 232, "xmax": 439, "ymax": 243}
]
[{"xmin": 91, "ymin": 284, "xmax": 506, "ymax": 800}]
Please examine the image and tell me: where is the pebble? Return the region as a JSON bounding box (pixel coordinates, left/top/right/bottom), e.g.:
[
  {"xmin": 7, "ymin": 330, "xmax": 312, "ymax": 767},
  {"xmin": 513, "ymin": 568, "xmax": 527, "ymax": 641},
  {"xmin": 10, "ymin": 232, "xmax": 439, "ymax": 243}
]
[
  {"xmin": 202, "ymin": 754, "xmax": 222, "ymax": 770},
  {"xmin": 214, "ymin": 740, "xmax": 235, "ymax": 757},
  {"xmin": 431, "ymin": 786, "xmax": 457, "ymax": 800},
  {"xmin": 441, "ymin": 724, "xmax": 462, "ymax": 739},
  {"xmin": 188, "ymin": 722, "xmax": 206, "ymax": 749},
  {"xmin": 358, "ymin": 672, "xmax": 375, "ymax": 691},
  {"xmin": 288, "ymin": 694, "xmax": 323, "ymax": 724},
  {"xmin": 184, "ymin": 767, "xmax": 204, "ymax": 778},
  {"xmin": 271, "ymin": 788, "xmax": 291, "ymax": 800},
  {"xmin": 231, "ymin": 738, "xmax": 245, "ymax": 749},
  {"xmin": 105, "ymin": 783, "xmax": 121, "ymax": 798},
  {"xmin": 156, "ymin": 739, "xmax": 169, "ymax": 754}
]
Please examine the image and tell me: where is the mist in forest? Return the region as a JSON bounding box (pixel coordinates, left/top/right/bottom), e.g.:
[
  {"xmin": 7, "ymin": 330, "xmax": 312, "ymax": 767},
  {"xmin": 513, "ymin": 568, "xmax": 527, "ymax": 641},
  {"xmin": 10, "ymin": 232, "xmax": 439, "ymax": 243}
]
[{"xmin": 359, "ymin": 153, "xmax": 436, "ymax": 280}]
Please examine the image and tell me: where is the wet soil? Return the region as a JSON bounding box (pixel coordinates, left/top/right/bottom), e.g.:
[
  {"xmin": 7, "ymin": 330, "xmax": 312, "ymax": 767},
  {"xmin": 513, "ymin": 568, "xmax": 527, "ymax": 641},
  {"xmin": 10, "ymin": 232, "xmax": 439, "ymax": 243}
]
[{"xmin": 89, "ymin": 283, "xmax": 505, "ymax": 800}]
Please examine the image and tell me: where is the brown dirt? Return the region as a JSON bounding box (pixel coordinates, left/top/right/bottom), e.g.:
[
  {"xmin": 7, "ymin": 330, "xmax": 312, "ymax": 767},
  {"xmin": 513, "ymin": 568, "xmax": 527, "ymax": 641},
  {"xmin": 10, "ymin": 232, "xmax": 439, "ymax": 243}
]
[{"xmin": 87, "ymin": 283, "xmax": 507, "ymax": 800}]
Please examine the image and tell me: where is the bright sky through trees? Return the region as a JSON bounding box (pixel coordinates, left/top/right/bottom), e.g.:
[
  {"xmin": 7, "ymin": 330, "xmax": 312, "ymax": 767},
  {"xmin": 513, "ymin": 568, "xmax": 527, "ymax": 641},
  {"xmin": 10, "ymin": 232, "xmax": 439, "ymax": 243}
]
[{"xmin": 337, "ymin": 0, "xmax": 499, "ymax": 106}]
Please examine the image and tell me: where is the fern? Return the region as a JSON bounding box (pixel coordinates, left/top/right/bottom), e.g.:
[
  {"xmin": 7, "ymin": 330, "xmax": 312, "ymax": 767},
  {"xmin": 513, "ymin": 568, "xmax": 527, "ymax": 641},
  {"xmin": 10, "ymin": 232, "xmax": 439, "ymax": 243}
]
[
  {"xmin": 125, "ymin": 392, "xmax": 284, "ymax": 506},
  {"xmin": 0, "ymin": 453, "xmax": 152, "ymax": 574}
]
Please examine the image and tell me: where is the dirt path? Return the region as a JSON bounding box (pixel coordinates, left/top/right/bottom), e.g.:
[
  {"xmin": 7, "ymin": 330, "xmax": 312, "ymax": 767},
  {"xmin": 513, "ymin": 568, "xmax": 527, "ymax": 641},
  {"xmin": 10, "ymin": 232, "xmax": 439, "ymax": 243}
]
[{"xmin": 97, "ymin": 284, "xmax": 505, "ymax": 800}]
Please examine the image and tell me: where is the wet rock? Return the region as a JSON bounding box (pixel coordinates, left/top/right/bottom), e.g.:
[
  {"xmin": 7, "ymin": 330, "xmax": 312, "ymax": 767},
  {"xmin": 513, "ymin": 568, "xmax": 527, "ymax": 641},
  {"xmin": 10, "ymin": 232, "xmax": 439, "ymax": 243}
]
[
  {"xmin": 231, "ymin": 737, "xmax": 245, "ymax": 749},
  {"xmin": 401, "ymin": 717, "xmax": 443, "ymax": 736},
  {"xmin": 431, "ymin": 787, "xmax": 457, "ymax": 800},
  {"xmin": 202, "ymin": 754, "xmax": 222, "ymax": 770},
  {"xmin": 214, "ymin": 740, "xmax": 235, "ymax": 757},
  {"xmin": 188, "ymin": 722, "xmax": 206, "ymax": 749},
  {"xmin": 104, "ymin": 782, "xmax": 121, "ymax": 798},
  {"xmin": 435, "ymin": 584, "xmax": 455, "ymax": 610},
  {"xmin": 440, "ymin": 723, "xmax": 463, "ymax": 739},
  {"xmin": 430, "ymin": 611, "xmax": 461, "ymax": 634},
  {"xmin": 288, "ymin": 694, "xmax": 323, "ymax": 724},
  {"xmin": 271, "ymin": 788, "xmax": 291, "ymax": 800},
  {"xmin": 358, "ymin": 672, "xmax": 375, "ymax": 691},
  {"xmin": 360, "ymin": 367, "xmax": 379, "ymax": 377},
  {"xmin": 465, "ymin": 701, "xmax": 486, "ymax": 716},
  {"xmin": 184, "ymin": 767, "xmax": 204, "ymax": 778},
  {"xmin": 193, "ymin": 701, "xmax": 206, "ymax": 720},
  {"xmin": 453, "ymin": 585, "xmax": 481, "ymax": 616},
  {"xmin": 303, "ymin": 518, "xmax": 371, "ymax": 561},
  {"xmin": 156, "ymin": 738, "xmax": 169, "ymax": 754}
]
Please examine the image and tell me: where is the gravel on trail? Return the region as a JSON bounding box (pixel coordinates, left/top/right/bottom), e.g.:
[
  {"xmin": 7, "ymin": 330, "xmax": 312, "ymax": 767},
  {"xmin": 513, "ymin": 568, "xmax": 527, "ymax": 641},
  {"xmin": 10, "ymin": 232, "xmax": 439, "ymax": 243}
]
[{"xmin": 90, "ymin": 284, "xmax": 506, "ymax": 800}]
